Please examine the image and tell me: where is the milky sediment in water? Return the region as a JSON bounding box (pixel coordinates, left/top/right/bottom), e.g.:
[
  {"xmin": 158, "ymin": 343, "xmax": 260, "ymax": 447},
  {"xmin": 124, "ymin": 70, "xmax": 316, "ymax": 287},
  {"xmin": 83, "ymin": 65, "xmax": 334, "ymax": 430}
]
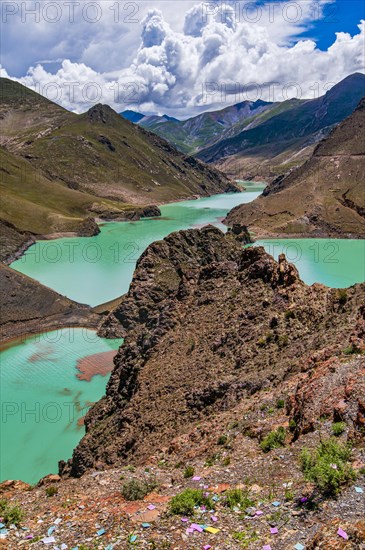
[
  {"xmin": 3, "ymin": 184, "xmax": 364, "ymax": 483},
  {"xmin": 0, "ymin": 329, "xmax": 122, "ymax": 483}
]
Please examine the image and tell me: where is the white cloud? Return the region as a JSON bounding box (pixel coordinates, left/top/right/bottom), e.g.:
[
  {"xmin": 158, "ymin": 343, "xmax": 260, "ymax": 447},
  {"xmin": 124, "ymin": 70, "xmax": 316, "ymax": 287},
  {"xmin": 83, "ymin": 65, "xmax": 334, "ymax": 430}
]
[{"xmin": 2, "ymin": 1, "xmax": 364, "ymax": 117}]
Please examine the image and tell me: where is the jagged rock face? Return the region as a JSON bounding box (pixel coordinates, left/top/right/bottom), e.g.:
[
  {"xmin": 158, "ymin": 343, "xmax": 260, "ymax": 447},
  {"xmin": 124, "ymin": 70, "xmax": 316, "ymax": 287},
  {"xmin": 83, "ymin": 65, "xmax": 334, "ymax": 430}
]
[{"xmin": 62, "ymin": 226, "xmax": 365, "ymax": 477}]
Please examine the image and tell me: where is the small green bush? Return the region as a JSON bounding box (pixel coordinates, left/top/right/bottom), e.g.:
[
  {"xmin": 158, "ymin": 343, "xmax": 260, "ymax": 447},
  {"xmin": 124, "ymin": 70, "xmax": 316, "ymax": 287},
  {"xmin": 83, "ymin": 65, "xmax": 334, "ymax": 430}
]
[
  {"xmin": 121, "ymin": 478, "xmax": 157, "ymax": 501},
  {"xmin": 45, "ymin": 485, "xmax": 58, "ymax": 497},
  {"xmin": 183, "ymin": 466, "xmax": 195, "ymax": 479},
  {"xmin": 276, "ymin": 398, "xmax": 285, "ymax": 409},
  {"xmin": 260, "ymin": 427, "xmax": 286, "ymax": 453},
  {"xmin": 217, "ymin": 435, "xmax": 228, "ymax": 446},
  {"xmin": 337, "ymin": 289, "xmax": 348, "ymax": 305},
  {"xmin": 289, "ymin": 419, "xmax": 297, "ymax": 431},
  {"xmin": 168, "ymin": 489, "xmax": 213, "ymax": 516},
  {"xmin": 0, "ymin": 500, "xmax": 24, "ymax": 526},
  {"xmin": 332, "ymin": 421, "xmax": 346, "ymax": 436},
  {"xmin": 300, "ymin": 438, "xmax": 356, "ymax": 496},
  {"xmin": 224, "ymin": 488, "xmax": 254, "ymax": 510}
]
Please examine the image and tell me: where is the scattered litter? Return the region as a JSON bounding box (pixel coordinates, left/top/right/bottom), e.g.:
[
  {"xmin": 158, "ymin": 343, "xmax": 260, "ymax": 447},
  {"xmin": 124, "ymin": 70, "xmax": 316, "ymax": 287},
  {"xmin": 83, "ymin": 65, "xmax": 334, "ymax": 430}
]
[
  {"xmin": 129, "ymin": 534, "xmax": 137, "ymax": 543},
  {"xmin": 272, "ymin": 501, "xmax": 281, "ymax": 507},
  {"xmin": 337, "ymin": 527, "xmax": 348, "ymax": 540},
  {"xmin": 255, "ymin": 510, "xmax": 263, "ymax": 516},
  {"xmin": 204, "ymin": 527, "xmax": 220, "ymax": 534},
  {"xmin": 141, "ymin": 523, "xmax": 150, "ymax": 528},
  {"xmin": 42, "ymin": 537, "xmax": 56, "ymax": 544},
  {"xmin": 211, "ymin": 515, "xmax": 218, "ymax": 522},
  {"xmin": 181, "ymin": 518, "xmax": 189, "ymax": 523},
  {"xmin": 355, "ymin": 486, "xmax": 363, "ymax": 493},
  {"xmin": 47, "ymin": 526, "xmax": 56, "ymax": 536},
  {"xmin": 60, "ymin": 545, "xmax": 68, "ymax": 550},
  {"xmin": 294, "ymin": 544, "xmax": 305, "ymax": 550},
  {"xmin": 147, "ymin": 504, "xmax": 156, "ymax": 510},
  {"xmin": 105, "ymin": 546, "xmax": 113, "ymax": 550},
  {"xmin": 54, "ymin": 518, "xmax": 62, "ymax": 525},
  {"xmin": 0, "ymin": 524, "xmax": 4, "ymax": 528},
  {"xmin": 203, "ymin": 546, "xmax": 212, "ymax": 550},
  {"xmin": 270, "ymin": 527, "xmax": 278, "ymax": 534},
  {"xmin": 212, "ymin": 496, "xmax": 219, "ymax": 502},
  {"xmin": 300, "ymin": 497, "xmax": 308, "ymax": 503},
  {"xmin": 193, "ymin": 476, "xmax": 202, "ymax": 481},
  {"xmin": 263, "ymin": 546, "xmax": 272, "ymax": 550},
  {"xmin": 191, "ymin": 523, "xmax": 203, "ymax": 532},
  {"xmin": 186, "ymin": 527, "xmax": 194, "ymax": 534},
  {"xmin": 283, "ymin": 482, "xmax": 293, "ymax": 488},
  {"xmin": 97, "ymin": 529, "xmax": 105, "ymax": 536}
]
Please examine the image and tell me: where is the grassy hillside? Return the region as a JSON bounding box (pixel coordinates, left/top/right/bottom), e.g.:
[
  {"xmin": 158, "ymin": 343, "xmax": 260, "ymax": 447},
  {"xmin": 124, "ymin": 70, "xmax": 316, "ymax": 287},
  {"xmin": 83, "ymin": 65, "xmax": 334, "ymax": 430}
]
[
  {"xmin": 225, "ymin": 97, "xmax": 365, "ymax": 238},
  {"xmin": 0, "ymin": 78, "xmax": 234, "ymax": 260},
  {"xmin": 197, "ymin": 73, "xmax": 365, "ymax": 178}
]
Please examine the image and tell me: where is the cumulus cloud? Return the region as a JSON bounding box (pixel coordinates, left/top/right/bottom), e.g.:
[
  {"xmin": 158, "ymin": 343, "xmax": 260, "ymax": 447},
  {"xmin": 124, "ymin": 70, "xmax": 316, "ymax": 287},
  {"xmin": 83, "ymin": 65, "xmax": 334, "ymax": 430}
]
[{"xmin": 2, "ymin": 1, "xmax": 364, "ymax": 117}]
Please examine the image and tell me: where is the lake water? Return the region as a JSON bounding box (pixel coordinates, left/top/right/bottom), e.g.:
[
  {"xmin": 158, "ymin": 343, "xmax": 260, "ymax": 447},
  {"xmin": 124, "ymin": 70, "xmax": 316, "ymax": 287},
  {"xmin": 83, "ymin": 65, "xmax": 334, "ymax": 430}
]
[
  {"xmin": 11, "ymin": 184, "xmax": 265, "ymax": 306},
  {"xmin": 0, "ymin": 329, "xmax": 122, "ymax": 484},
  {"xmin": 2, "ymin": 184, "xmax": 364, "ymax": 483}
]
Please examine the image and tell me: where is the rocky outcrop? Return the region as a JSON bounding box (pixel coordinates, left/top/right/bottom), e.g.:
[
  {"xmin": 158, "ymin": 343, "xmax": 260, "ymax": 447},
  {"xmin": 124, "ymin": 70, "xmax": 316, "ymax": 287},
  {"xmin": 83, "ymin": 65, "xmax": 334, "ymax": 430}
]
[
  {"xmin": 61, "ymin": 226, "xmax": 365, "ymax": 477},
  {"xmin": 225, "ymin": 96, "xmax": 365, "ymax": 238},
  {"xmin": 0, "ymin": 264, "xmax": 101, "ymax": 342}
]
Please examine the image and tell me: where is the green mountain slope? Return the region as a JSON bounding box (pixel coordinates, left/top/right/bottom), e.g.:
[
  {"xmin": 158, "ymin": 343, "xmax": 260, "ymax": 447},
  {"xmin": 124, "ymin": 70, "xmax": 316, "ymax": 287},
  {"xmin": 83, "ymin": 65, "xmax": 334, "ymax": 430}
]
[
  {"xmin": 0, "ymin": 78, "xmax": 235, "ymax": 260},
  {"xmin": 197, "ymin": 73, "xmax": 365, "ymax": 177},
  {"xmin": 225, "ymin": 96, "xmax": 365, "ymax": 238}
]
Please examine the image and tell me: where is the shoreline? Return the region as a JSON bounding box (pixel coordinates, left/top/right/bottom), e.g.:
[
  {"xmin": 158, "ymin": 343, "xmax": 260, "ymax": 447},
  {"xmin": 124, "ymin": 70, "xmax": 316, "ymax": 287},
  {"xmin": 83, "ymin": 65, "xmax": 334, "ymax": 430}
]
[{"xmin": 3, "ymin": 187, "xmax": 245, "ymax": 266}]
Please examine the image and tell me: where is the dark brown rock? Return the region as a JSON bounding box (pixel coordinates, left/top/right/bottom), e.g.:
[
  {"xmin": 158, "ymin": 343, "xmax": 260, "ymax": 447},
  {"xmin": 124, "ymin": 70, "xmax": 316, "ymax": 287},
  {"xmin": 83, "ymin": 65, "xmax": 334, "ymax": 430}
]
[{"xmin": 61, "ymin": 226, "xmax": 364, "ymax": 477}]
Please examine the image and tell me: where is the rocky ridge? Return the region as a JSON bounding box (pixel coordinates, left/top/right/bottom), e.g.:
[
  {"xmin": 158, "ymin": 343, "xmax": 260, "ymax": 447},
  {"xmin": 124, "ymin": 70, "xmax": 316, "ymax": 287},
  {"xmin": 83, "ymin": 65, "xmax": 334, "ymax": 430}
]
[{"xmin": 60, "ymin": 226, "xmax": 365, "ymax": 477}]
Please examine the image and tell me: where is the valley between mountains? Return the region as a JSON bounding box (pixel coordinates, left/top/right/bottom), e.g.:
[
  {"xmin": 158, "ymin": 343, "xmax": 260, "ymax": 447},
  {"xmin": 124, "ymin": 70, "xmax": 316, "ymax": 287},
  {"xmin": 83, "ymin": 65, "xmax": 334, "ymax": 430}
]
[{"xmin": 0, "ymin": 74, "xmax": 364, "ymax": 550}]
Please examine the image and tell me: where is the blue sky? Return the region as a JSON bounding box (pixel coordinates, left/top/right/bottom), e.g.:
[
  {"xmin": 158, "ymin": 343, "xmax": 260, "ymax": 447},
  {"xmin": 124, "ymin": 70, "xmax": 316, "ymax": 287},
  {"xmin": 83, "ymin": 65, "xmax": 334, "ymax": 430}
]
[
  {"xmin": 1, "ymin": 0, "xmax": 364, "ymax": 115},
  {"xmin": 301, "ymin": 0, "xmax": 365, "ymax": 48}
]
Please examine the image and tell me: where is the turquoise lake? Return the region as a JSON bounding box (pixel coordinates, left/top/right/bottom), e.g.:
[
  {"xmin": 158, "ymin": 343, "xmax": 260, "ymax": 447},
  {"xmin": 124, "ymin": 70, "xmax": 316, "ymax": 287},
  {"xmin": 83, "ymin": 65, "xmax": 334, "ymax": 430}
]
[
  {"xmin": 0, "ymin": 329, "xmax": 122, "ymax": 484},
  {"xmin": 2, "ymin": 183, "xmax": 364, "ymax": 483}
]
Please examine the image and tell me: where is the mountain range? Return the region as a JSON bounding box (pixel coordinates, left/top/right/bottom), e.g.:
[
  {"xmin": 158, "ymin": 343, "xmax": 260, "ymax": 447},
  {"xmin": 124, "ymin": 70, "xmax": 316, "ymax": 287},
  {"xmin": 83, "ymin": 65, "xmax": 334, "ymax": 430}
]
[
  {"xmin": 123, "ymin": 73, "xmax": 365, "ymax": 179},
  {"xmin": 0, "ymin": 78, "xmax": 234, "ymax": 262},
  {"xmin": 225, "ymin": 96, "xmax": 365, "ymax": 237}
]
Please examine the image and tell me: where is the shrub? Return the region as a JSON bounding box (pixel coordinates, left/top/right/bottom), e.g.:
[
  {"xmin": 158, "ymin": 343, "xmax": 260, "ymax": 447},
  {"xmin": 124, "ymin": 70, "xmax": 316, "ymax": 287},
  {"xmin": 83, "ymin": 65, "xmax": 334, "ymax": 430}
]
[
  {"xmin": 168, "ymin": 489, "xmax": 213, "ymax": 516},
  {"xmin": 337, "ymin": 289, "xmax": 347, "ymax": 305},
  {"xmin": 183, "ymin": 466, "xmax": 195, "ymax": 479},
  {"xmin": 45, "ymin": 486, "xmax": 58, "ymax": 497},
  {"xmin": 332, "ymin": 421, "xmax": 346, "ymax": 436},
  {"xmin": 232, "ymin": 530, "xmax": 258, "ymax": 547},
  {"xmin": 276, "ymin": 398, "xmax": 285, "ymax": 409},
  {"xmin": 121, "ymin": 478, "xmax": 157, "ymax": 501},
  {"xmin": 260, "ymin": 427, "xmax": 286, "ymax": 453},
  {"xmin": 289, "ymin": 419, "xmax": 297, "ymax": 431},
  {"xmin": 222, "ymin": 456, "xmax": 231, "ymax": 466},
  {"xmin": 224, "ymin": 488, "xmax": 254, "ymax": 510},
  {"xmin": 300, "ymin": 438, "xmax": 356, "ymax": 496},
  {"xmin": 217, "ymin": 435, "xmax": 228, "ymax": 446},
  {"xmin": 0, "ymin": 500, "xmax": 24, "ymax": 526}
]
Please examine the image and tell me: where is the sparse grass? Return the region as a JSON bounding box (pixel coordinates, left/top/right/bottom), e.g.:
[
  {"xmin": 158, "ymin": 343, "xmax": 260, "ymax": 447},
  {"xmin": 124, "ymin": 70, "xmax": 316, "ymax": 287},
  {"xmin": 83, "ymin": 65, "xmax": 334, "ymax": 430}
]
[
  {"xmin": 300, "ymin": 438, "xmax": 356, "ymax": 496},
  {"xmin": 222, "ymin": 456, "xmax": 231, "ymax": 466},
  {"xmin": 45, "ymin": 485, "xmax": 58, "ymax": 497},
  {"xmin": 0, "ymin": 499, "xmax": 24, "ymax": 526},
  {"xmin": 260, "ymin": 427, "xmax": 286, "ymax": 453},
  {"xmin": 121, "ymin": 478, "xmax": 157, "ymax": 501},
  {"xmin": 183, "ymin": 466, "xmax": 195, "ymax": 479},
  {"xmin": 224, "ymin": 488, "xmax": 254, "ymax": 510},
  {"xmin": 217, "ymin": 435, "xmax": 228, "ymax": 446},
  {"xmin": 168, "ymin": 489, "xmax": 213, "ymax": 516},
  {"xmin": 332, "ymin": 421, "xmax": 346, "ymax": 436},
  {"xmin": 276, "ymin": 398, "xmax": 285, "ymax": 409},
  {"xmin": 232, "ymin": 529, "xmax": 259, "ymax": 548}
]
